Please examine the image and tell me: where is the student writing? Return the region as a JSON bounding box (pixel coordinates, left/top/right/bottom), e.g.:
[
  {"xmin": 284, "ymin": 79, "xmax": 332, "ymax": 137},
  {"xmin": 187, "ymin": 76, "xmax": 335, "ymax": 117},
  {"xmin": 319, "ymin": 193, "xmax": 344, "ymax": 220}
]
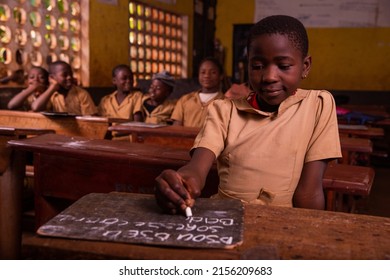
[{"xmin": 155, "ymin": 15, "xmax": 342, "ymax": 214}]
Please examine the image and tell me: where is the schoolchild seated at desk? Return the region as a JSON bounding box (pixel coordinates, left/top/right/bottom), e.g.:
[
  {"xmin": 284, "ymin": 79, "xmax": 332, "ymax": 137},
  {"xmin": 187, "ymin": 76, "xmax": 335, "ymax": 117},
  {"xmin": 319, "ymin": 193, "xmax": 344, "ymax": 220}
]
[
  {"xmin": 141, "ymin": 70, "xmax": 176, "ymax": 124},
  {"xmin": 170, "ymin": 56, "xmax": 225, "ymax": 127},
  {"xmin": 98, "ymin": 64, "xmax": 143, "ymax": 121},
  {"xmin": 7, "ymin": 67, "xmax": 50, "ymax": 111},
  {"xmin": 155, "ymin": 15, "xmax": 342, "ymax": 214},
  {"xmin": 31, "ymin": 61, "xmax": 97, "ymax": 116}
]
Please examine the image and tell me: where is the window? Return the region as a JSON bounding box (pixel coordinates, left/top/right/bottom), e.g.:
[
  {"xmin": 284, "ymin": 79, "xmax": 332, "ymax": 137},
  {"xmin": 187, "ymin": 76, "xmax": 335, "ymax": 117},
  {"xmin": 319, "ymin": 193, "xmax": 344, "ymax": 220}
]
[
  {"xmin": 128, "ymin": 1, "xmax": 188, "ymax": 81},
  {"xmin": 0, "ymin": 0, "xmax": 83, "ymax": 85}
]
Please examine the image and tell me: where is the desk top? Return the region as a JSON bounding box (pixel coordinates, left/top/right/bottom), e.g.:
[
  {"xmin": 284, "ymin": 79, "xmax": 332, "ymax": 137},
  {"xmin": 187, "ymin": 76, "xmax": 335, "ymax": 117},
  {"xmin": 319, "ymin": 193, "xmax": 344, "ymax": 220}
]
[
  {"xmin": 109, "ymin": 123, "xmax": 200, "ymax": 138},
  {"xmin": 0, "ymin": 126, "xmax": 55, "ymax": 137},
  {"xmin": 338, "ymin": 124, "xmax": 384, "ymax": 138},
  {"xmin": 23, "ymin": 192, "xmax": 390, "ymax": 260},
  {"xmin": 8, "ymin": 133, "xmax": 191, "ymax": 164}
]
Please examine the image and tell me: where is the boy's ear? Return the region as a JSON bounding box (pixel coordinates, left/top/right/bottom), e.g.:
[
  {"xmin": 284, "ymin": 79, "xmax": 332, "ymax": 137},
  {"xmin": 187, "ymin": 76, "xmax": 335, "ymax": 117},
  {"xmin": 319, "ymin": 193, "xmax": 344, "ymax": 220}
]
[{"xmin": 302, "ymin": 55, "xmax": 312, "ymax": 79}]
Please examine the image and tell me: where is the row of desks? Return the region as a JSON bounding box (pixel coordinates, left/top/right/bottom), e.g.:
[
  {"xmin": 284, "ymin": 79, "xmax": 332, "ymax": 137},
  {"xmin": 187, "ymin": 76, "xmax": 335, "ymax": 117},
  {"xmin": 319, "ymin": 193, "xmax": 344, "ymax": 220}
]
[
  {"xmin": 1, "ymin": 133, "xmax": 379, "ymax": 259},
  {"xmin": 0, "ymin": 110, "xmax": 385, "ymax": 259}
]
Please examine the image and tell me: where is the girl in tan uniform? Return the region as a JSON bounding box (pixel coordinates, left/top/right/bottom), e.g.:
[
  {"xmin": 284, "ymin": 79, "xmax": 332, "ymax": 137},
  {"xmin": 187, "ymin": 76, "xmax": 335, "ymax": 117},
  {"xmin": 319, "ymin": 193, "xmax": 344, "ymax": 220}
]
[
  {"xmin": 170, "ymin": 57, "xmax": 225, "ymax": 127},
  {"xmin": 155, "ymin": 15, "xmax": 342, "ymax": 214}
]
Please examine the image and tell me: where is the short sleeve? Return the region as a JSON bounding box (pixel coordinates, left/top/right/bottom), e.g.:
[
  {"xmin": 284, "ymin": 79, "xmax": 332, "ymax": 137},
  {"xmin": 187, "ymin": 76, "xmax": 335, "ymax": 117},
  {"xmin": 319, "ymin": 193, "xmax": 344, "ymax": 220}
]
[
  {"xmin": 305, "ymin": 90, "xmax": 342, "ymax": 162},
  {"xmin": 191, "ymin": 99, "xmax": 232, "ymax": 157}
]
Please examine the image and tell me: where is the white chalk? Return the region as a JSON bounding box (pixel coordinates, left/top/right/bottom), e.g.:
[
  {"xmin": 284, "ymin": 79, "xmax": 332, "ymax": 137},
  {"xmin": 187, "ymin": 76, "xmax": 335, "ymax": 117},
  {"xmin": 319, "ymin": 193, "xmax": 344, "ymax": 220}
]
[{"xmin": 185, "ymin": 207, "xmax": 192, "ymax": 217}]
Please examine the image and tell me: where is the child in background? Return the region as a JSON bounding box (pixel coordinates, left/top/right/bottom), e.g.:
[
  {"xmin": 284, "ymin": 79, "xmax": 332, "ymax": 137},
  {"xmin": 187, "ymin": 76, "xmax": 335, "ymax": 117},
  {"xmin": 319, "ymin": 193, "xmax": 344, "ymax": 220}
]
[
  {"xmin": 98, "ymin": 64, "xmax": 143, "ymax": 121},
  {"xmin": 7, "ymin": 66, "xmax": 49, "ymax": 111},
  {"xmin": 170, "ymin": 57, "xmax": 225, "ymax": 127},
  {"xmin": 141, "ymin": 70, "xmax": 176, "ymax": 124},
  {"xmin": 155, "ymin": 15, "xmax": 342, "ymax": 214},
  {"xmin": 31, "ymin": 61, "xmax": 97, "ymax": 115}
]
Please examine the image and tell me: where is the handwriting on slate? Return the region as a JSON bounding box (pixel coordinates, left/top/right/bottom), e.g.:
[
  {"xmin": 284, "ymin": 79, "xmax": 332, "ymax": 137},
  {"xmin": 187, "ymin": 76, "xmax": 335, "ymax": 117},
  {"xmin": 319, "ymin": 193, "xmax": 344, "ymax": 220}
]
[{"xmin": 42, "ymin": 214, "xmax": 236, "ymax": 245}]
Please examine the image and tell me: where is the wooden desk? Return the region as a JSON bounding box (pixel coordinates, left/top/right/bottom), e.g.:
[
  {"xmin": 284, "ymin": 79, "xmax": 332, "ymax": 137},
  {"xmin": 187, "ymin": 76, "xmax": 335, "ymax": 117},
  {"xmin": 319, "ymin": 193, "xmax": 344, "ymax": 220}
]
[
  {"xmin": 0, "ymin": 110, "xmax": 117, "ymax": 139},
  {"xmin": 109, "ymin": 124, "xmax": 200, "ymax": 149},
  {"xmin": 110, "ymin": 125, "xmax": 375, "ymax": 161},
  {"xmin": 6, "ymin": 134, "xmax": 375, "ymax": 258},
  {"xmin": 0, "ymin": 127, "xmax": 54, "ymax": 259},
  {"xmin": 22, "ymin": 193, "xmax": 390, "ymax": 260},
  {"xmin": 339, "ymin": 136, "xmax": 373, "ymax": 165},
  {"xmin": 8, "ymin": 134, "xmax": 219, "ymax": 229},
  {"xmin": 338, "ymin": 124, "xmax": 384, "ymax": 139}
]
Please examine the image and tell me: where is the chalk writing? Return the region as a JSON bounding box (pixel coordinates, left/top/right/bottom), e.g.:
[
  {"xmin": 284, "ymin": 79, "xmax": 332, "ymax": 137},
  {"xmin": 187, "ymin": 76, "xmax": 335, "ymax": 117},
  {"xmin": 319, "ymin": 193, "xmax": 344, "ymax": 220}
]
[{"xmin": 37, "ymin": 193, "xmax": 244, "ymax": 249}]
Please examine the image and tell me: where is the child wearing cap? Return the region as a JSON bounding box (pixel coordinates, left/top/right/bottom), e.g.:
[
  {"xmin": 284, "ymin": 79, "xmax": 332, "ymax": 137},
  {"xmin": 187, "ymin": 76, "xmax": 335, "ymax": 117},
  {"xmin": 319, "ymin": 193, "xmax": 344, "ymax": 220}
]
[
  {"xmin": 98, "ymin": 64, "xmax": 143, "ymax": 120},
  {"xmin": 141, "ymin": 71, "xmax": 176, "ymax": 124}
]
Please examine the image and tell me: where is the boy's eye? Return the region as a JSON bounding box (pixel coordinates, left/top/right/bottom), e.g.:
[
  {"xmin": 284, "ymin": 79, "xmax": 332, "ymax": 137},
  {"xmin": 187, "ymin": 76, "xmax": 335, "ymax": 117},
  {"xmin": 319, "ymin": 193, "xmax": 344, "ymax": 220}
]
[
  {"xmin": 279, "ymin": 64, "xmax": 291, "ymax": 70},
  {"xmin": 251, "ymin": 64, "xmax": 263, "ymax": 70}
]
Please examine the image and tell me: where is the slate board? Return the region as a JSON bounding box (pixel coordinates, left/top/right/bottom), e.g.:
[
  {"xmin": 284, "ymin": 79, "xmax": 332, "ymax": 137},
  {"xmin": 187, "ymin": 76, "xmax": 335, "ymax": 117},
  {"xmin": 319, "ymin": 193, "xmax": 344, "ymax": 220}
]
[{"xmin": 37, "ymin": 193, "xmax": 244, "ymax": 249}]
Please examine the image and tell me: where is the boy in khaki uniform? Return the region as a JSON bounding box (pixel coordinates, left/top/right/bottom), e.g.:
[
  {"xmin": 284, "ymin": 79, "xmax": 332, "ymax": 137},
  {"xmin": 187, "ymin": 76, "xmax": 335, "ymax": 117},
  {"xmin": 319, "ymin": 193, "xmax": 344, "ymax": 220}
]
[
  {"xmin": 155, "ymin": 15, "xmax": 342, "ymax": 213},
  {"xmin": 7, "ymin": 66, "xmax": 50, "ymax": 111},
  {"xmin": 32, "ymin": 61, "xmax": 97, "ymax": 115},
  {"xmin": 141, "ymin": 71, "xmax": 176, "ymax": 124},
  {"xmin": 170, "ymin": 57, "xmax": 225, "ymax": 128},
  {"xmin": 98, "ymin": 64, "xmax": 143, "ymax": 120}
]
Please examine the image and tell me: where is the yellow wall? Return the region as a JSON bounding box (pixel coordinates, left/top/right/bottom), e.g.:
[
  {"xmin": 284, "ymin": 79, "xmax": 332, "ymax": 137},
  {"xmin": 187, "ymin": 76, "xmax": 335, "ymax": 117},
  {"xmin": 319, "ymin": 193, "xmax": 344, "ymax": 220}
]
[
  {"xmin": 89, "ymin": 0, "xmax": 193, "ymax": 86},
  {"xmin": 215, "ymin": 0, "xmax": 390, "ymax": 91},
  {"xmin": 89, "ymin": 1, "xmax": 390, "ymax": 90}
]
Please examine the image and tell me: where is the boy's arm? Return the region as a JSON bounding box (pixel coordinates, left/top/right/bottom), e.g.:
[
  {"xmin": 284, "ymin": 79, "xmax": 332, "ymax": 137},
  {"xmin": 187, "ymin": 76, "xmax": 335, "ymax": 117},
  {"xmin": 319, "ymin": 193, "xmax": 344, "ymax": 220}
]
[
  {"xmin": 155, "ymin": 147, "xmax": 215, "ymax": 214},
  {"xmin": 293, "ymin": 160, "xmax": 328, "ymax": 210},
  {"xmin": 30, "ymin": 78, "xmax": 59, "ymax": 112},
  {"xmin": 7, "ymin": 84, "xmax": 38, "ymax": 109}
]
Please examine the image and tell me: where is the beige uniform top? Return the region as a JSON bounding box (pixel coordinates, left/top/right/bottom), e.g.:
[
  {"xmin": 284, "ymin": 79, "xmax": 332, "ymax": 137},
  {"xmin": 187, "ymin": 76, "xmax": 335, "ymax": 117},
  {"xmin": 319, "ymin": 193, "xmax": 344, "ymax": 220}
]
[
  {"xmin": 141, "ymin": 94, "xmax": 176, "ymax": 124},
  {"xmin": 170, "ymin": 90, "xmax": 225, "ymax": 127},
  {"xmin": 49, "ymin": 86, "xmax": 97, "ymax": 116},
  {"xmin": 192, "ymin": 89, "xmax": 342, "ymax": 207},
  {"xmin": 97, "ymin": 90, "xmax": 143, "ymax": 119}
]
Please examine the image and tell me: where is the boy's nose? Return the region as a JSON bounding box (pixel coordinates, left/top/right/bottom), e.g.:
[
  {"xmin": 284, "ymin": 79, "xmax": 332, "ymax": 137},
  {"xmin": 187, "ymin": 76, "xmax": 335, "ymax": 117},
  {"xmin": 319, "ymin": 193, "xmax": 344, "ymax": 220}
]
[{"xmin": 261, "ymin": 66, "xmax": 278, "ymax": 82}]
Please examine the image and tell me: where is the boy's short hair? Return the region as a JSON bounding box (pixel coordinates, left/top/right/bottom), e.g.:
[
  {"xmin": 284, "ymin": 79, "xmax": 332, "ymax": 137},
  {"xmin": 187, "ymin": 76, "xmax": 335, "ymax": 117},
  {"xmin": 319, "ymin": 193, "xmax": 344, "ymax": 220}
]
[
  {"xmin": 112, "ymin": 64, "xmax": 132, "ymax": 78},
  {"xmin": 248, "ymin": 15, "xmax": 309, "ymax": 58},
  {"xmin": 48, "ymin": 60, "xmax": 72, "ymax": 74},
  {"xmin": 199, "ymin": 56, "xmax": 224, "ymax": 75}
]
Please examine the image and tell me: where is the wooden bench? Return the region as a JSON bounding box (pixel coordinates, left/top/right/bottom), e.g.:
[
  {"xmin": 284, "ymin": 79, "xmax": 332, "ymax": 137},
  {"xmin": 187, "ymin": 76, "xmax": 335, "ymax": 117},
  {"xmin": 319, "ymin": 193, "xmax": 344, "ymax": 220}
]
[{"xmin": 22, "ymin": 192, "xmax": 390, "ymax": 260}]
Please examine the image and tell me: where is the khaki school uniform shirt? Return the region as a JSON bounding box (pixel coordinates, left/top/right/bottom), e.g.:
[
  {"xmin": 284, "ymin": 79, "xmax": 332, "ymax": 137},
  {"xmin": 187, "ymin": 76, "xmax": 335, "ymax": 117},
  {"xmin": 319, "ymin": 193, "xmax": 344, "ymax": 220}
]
[
  {"xmin": 98, "ymin": 90, "xmax": 143, "ymax": 119},
  {"xmin": 141, "ymin": 95, "xmax": 176, "ymax": 124},
  {"xmin": 49, "ymin": 86, "xmax": 97, "ymax": 116},
  {"xmin": 170, "ymin": 90, "xmax": 225, "ymax": 127},
  {"xmin": 192, "ymin": 89, "xmax": 342, "ymax": 207}
]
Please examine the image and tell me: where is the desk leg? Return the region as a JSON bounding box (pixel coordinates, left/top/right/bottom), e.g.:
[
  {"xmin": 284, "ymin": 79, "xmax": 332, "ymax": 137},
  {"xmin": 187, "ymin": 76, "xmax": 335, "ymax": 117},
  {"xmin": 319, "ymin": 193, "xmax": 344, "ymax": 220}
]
[{"xmin": 0, "ymin": 149, "xmax": 26, "ymax": 259}]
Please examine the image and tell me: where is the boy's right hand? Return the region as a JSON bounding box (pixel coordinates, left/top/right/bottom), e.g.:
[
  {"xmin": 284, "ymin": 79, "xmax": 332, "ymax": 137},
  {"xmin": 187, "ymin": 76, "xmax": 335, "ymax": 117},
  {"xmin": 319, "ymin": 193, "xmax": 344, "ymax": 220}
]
[{"xmin": 155, "ymin": 169, "xmax": 201, "ymax": 215}]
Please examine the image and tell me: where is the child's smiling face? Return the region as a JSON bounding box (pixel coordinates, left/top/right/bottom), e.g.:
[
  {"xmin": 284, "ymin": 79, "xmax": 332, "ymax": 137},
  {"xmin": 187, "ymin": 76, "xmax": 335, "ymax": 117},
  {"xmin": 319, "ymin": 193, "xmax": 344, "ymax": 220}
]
[{"xmin": 248, "ymin": 33, "xmax": 311, "ymax": 107}]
